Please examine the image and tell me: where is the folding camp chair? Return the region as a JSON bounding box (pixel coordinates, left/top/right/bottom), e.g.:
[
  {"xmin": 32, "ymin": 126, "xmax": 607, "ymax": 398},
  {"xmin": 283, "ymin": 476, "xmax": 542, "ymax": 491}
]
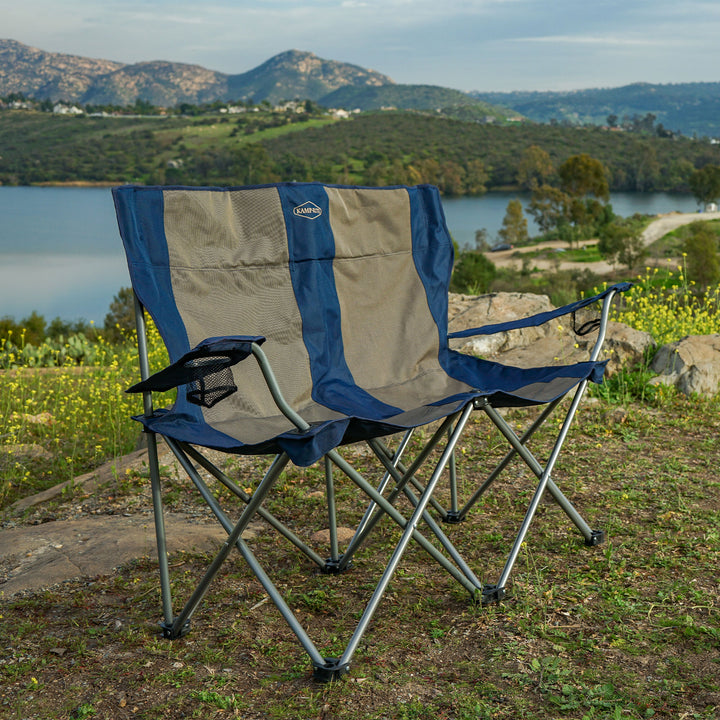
[{"xmin": 112, "ymin": 182, "xmax": 629, "ymax": 680}]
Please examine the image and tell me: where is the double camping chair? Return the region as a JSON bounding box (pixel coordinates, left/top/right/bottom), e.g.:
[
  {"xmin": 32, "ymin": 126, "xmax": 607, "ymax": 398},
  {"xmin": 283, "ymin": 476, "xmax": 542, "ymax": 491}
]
[{"xmin": 113, "ymin": 182, "xmax": 629, "ymax": 681}]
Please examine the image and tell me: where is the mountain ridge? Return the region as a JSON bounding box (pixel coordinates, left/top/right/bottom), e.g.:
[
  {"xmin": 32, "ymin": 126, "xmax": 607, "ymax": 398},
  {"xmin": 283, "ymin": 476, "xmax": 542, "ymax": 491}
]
[
  {"xmin": 471, "ymin": 83, "xmax": 720, "ymax": 136},
  {"xmin": 0, "ymin": 40, "xmax": 393, "ymax": 107},
  {"xmin": 2, "ymin": 39, "xmax": 720, "ymax": 135}
]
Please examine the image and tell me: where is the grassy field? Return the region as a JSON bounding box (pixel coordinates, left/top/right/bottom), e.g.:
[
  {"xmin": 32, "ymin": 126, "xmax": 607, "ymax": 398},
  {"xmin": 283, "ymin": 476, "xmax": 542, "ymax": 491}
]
[
  {"xmin": 1, "ymin": 270, "xmax": 719, "ymax": 719},
  {"xmin": 1, "ymin": 392, "xmax": 718, "ymax": 719}
]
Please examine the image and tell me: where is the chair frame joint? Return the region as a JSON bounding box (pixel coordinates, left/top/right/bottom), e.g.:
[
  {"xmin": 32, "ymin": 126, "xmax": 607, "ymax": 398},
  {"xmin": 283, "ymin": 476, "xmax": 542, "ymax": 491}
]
[
  {"xmin": 442, "ymin": 510, "xmax": 464, "ymax": 524},
  {"xmin": 312, "ymin": 658, "xmax": 350, "ymax": 683},
  {"xmin": 481, "ymin": 584, "xmax": 506, "ymax": 605},
  {"xmin": 160, "ymin": 619, "xmax": 191, "ymax": 640},
  {"xmin": 321, "ymin": 556, "xmax": 353, "ymax": 575}
]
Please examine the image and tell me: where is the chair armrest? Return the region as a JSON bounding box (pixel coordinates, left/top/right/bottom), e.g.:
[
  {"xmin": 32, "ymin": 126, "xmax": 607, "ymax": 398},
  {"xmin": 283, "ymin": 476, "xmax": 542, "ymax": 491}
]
[
  {"xmin": 127, "ymin": 336, "xmax": 265, "ymax": 402},
  {"xmin": 128, "ymin": 336, "xmax": 313, "ymax": 433},
  {"xmin": 447, "ymin": 282, "xmax": 631, "ymax": 341}
]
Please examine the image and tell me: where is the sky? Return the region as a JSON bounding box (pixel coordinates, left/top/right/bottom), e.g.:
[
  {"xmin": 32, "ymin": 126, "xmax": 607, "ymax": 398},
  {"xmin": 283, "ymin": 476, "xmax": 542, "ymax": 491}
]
[{"xmin": 1, "ymin": 0, "xmax": 719, "ymax": 93}]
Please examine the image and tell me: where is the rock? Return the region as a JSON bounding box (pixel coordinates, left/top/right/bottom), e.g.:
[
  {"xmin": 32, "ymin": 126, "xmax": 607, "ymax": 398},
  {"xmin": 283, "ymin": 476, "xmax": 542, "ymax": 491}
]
[
  {"xmin": 0, "ymin": 513, "xmax": 228, "ymax": 596},
  {"xmin": 311, "ymin": 527, "xmax": 357, "ymax": 545},
  {"xmin": 1, "ymin": 443, "xmax": 53, "ymax": 462},
  {"xmin": 447, "ymin": 292, "xmax": 652, "ymax": 375},
  {"xmin": 649, "ymin": 334, "xmax": 720, "ymax": 397},
  {"xmin": 448, "ymin": 292, "xmax": 553, "ymax": 357},
  {"xmin": 594, "ymin": 322, "xmax": 656, "ymax": 376}
]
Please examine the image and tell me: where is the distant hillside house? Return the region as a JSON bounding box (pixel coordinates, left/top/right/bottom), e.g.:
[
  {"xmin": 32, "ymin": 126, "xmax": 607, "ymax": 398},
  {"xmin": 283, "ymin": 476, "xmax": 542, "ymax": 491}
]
[{"xmin": 53, "ymin": 103, "xmax": 84, "ymax": 115}]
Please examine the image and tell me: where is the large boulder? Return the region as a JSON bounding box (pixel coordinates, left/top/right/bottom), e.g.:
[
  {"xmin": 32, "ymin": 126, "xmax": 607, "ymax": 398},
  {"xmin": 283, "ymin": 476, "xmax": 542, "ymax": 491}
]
[
  {"xmin": 448, "ymin": 292, "xmax": 654, "ymax": 375},
  {"xmin": 649, "ymin": 334, "xmax": 720, "ymax": 397}
]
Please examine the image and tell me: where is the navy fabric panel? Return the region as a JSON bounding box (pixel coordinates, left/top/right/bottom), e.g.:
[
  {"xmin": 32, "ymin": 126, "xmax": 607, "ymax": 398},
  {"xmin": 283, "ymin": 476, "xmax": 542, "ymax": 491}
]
[
  {"xmin": 449, "ymin": 282, "xmax": 633, "ymax": 339},
  {"xmin": 112, "ymin": 186, "xmax": 190, "ymax": 361},
  {"xmin": 277, "ymin": 184, "xmax": 401, "ymax": 419},
  {"xmin": 441, "ymin": 349, "xmax": 602, "ymax": 398},
  {"xmin": 277, "ymin": 418, "xmax": 351, "ymax": 466},
  {"xmin": 408, "ymin": 185, "xmax": 454, "ymax": 345}
]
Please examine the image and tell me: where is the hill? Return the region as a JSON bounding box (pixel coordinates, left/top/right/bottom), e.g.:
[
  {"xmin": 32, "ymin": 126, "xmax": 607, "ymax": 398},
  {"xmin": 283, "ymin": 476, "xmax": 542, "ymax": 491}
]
[
  {"xmin": 0, "ymin": 39, "xmax": 512, "ymax": 118},
  {"xmin": 0, "ymin": 40, "xmax": 392, "ymax": 107},
  {"xmin": 471, "ymin": 82, "xmax": 720, "ymax": 138},
  {"xmin": 318, "ymin": 84, "xmax": 513, "ymax": 121},
  {"xmin": 3, "ymin": 108, "xmax": 719, "ymax": 193}
]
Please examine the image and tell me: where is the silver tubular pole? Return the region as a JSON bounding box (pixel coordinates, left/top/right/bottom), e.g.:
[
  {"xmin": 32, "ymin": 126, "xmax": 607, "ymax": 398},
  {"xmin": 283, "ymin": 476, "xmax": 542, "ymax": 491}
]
[
  {"xmin": 337, "ymin": 402, "xmax": 476, "ymax": 666},
  {"xmin": 400, "ymin": 483, "xmax": 483, "ymax": 588},
  {"xmin": 178, "ymin": 442, "xmax": 326, "ymax": 567},
  {"xmin": 237, "ymin": 537, "xmax": 327, "ymax": 667},
  {"xmin": 161, "ymin": 445, "xmax": 326, "ymax": 666},
  {"xmin": 482, "ymin": 400, "xmax": 593, "ymax": 539},
  {"xmin": 325, "ymin": 456, "xmax": 339, "ymax": 563},
  {"xmin": 459, "ymin": 398, "xmax": 561, "ymax": 519},
  {"xmin": 351, "ymin": 429, "xmax": 414, "ymax": 542},
  {"xmin": 251, "ymin": 344, "xmax": 311, "ymax": 432},
  {"xmin": 495, "ymin": 377, "xmax": 591, "ymax": 591},
  {"xmin": 133, "ymin": 294, "xmax": 173, "ymax": 624},
  {"xmin": 368, "ymin": 437, "xmax": 483, "ymax": 587},
  {"xmin": 170, "ymin": 452, "xmax": 289, "ymax": 633},
  {"xmin": 374, "ymin": 438, "xmax": 448, "ymax": 517},
  {"xmin": 329, "ymin": 445, "xmax": 479, "ymax": 594},
  {"xmin": 339, "ymin": 416, "xmax": 457, "ymax": 569}
]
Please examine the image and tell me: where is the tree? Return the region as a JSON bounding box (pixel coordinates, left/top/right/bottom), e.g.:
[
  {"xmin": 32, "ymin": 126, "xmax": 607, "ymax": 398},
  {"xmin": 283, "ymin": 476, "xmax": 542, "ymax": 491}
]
[
  {"xmin": 527, "ymin": 184, "xmax": 568, "ymax": 235},
  {"xmin": 557, "ymin": 154, "xmax": 609, "ymax": 201},
  {"xmin": 598, "ymin": 218, "xmax": 648, "ymax": 272},
  {"xmin": 689, "ymin": 165, "xmax": 720, "ymax": 209},
  {"xmin": 498, "ymin": 199, "xmax": 528, "ymax": 246},
  {"xmin": 104, "ymin": 287, "xmax": 136, "ymax": 342},
  {"xmin": 683, "ymin": 222, "xmax": 720, "ymax": 288},
  {"xmin": 516, "ymin": 145, "xmax": 553, "ymax": 190},
  {"xmin": 474, "ymin": 228, "xmax": 490, "ymax": 252}
]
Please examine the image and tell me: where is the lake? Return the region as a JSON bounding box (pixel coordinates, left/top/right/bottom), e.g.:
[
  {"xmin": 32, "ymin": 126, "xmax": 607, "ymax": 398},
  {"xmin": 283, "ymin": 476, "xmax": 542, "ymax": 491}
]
[{"xmin": 0, "ymin": 186, "xmax": 703, "ymax": 324}]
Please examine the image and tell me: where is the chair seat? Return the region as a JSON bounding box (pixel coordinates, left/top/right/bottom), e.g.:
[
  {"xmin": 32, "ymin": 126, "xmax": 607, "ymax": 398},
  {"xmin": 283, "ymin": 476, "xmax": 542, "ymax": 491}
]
[{"xmin": 134, "ymin": 351, "xmax": 605, "ymax": 466}]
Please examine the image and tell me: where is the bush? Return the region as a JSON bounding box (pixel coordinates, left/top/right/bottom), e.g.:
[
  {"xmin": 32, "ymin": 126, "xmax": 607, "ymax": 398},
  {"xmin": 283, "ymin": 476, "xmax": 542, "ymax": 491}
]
[{"xmin": 450, "ymin": 252, "xmax": 497, "ymax": 294}]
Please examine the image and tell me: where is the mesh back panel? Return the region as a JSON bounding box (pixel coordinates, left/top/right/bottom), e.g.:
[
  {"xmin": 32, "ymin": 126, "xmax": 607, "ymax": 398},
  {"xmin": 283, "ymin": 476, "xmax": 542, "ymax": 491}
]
[{"xmin": 163, "ymin": 188, "xmax": 315, "ymax": 428}]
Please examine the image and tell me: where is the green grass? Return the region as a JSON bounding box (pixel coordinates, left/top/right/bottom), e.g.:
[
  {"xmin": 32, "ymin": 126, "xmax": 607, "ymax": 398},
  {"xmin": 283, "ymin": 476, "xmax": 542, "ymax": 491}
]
[
  {"xmin": 1, "ymin": 393, "xmax": 718, "ymax": 718},
  {"xmin": 1, "ymin": 270, "xmax": 719, "ymax": 716}
]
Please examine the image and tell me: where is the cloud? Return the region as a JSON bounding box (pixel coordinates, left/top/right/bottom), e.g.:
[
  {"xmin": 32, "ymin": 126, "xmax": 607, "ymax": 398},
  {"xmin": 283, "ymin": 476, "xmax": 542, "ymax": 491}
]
[{"xmin": 516, "ymin": 34, "xmax": 673, "ymax": 47}]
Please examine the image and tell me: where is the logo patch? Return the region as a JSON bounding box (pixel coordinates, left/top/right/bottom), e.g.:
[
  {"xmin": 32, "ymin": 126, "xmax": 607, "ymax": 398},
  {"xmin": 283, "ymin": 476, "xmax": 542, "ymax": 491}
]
[{"xmin": 293, "ymin": 201, "xmax": 322, "ymax": 220}]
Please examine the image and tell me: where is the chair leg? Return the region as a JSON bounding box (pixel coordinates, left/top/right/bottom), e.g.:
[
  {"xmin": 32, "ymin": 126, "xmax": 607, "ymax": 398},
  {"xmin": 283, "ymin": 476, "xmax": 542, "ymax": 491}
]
[
  {"xmin": 484, "ymin": 379, "xmax": 603, "ymax": 600},
  {"xmin": 171, "ymin": 440, "xmax": 327, "ymax": 568},
  {"xmin": 145, "ymin": 431, "xmax": 176, "ymax": 634},
  {"xmin": 324, "ymin": 456, "xmax": 341, "ymax": 570},
  {"xmin": 330, "ymin": 402, "xmax": 476, "ymax": 671}
]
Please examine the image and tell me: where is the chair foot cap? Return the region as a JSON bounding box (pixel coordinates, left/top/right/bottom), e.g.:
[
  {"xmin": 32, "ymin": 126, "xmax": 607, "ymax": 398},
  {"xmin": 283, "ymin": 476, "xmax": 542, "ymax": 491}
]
[
  {"xmin": 313, "ymin": 658, "xmax": 350, "ymax": 683},
  {"xmin": 585, "ymin": 529, "xmax": 605, "ymax": 547},
  {"xmin": 443, "ymin": 511, "xmax": 464, "ymax": 524}
]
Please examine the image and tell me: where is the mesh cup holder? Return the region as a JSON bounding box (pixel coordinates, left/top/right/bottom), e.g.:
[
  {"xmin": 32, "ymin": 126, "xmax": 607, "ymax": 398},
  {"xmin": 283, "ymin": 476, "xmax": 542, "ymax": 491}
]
[{"xmin": 185, "ymin": 355, "xmax": 238, "ymax": 409}]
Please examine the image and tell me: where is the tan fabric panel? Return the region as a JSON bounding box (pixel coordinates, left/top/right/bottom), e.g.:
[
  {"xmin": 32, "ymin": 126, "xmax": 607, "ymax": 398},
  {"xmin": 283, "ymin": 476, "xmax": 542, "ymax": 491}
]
[
  {"xmin": 327, "ymin": 187, "xmax": 445, "ymax": 407},
  {"xmin": 162, "ymin": 188, "xmax": 315, "ymax": 424}
]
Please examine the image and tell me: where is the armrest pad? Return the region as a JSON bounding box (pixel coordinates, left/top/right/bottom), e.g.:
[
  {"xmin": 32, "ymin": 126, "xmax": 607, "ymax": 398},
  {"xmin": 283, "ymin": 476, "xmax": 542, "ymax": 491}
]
[
  {"xmin": 127, "ymin": 335, "xmax": 265, "ymax": 395},
  {"xmin": 447, "ymin": 282, "xmax": 631, "ymax": 340}
]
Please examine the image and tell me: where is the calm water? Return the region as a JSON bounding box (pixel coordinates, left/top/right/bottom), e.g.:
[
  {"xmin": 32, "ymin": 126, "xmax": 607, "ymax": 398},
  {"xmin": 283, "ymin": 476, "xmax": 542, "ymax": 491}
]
[{"xmin": 0, "ymin": 186, "xmax": 703, "ymax": 323}]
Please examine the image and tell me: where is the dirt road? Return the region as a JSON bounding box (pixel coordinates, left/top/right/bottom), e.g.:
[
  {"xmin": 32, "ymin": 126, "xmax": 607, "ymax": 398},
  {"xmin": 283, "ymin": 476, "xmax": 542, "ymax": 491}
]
[{"xmin": 485, "ymin": 211, "xmax": 720, "ymax": 273}]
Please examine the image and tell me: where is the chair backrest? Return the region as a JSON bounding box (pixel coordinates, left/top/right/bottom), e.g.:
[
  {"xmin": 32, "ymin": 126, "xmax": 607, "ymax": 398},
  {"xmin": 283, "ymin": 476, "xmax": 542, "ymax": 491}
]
[{"xmin": 113, "ymin": 183, "xmax": 455, "ymax": 421}]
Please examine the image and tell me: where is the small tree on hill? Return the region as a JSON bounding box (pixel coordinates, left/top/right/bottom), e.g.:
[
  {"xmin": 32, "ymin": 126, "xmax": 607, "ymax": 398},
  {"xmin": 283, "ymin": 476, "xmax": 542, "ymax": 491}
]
[
  {"xmin": 450, "ymin": 252, "xmax": 497, "ymax": 294},
  {"xmin": 498, "ymin": 199, "xmax": 528, "ymax": 246},
  {"xmin": 689, "ymin": 165, "xmax": 720, "ymax": 209},
  {"xmin": 683, "ymin": 222, "xmax": 720, "ymax": 288},
  {"xmin": 516, "ymin": 145, "xmax": 554, "ymax": 190},
  {"xmin": 598, "ymin": 218, "xmax": 648, "ymax": 272}
]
